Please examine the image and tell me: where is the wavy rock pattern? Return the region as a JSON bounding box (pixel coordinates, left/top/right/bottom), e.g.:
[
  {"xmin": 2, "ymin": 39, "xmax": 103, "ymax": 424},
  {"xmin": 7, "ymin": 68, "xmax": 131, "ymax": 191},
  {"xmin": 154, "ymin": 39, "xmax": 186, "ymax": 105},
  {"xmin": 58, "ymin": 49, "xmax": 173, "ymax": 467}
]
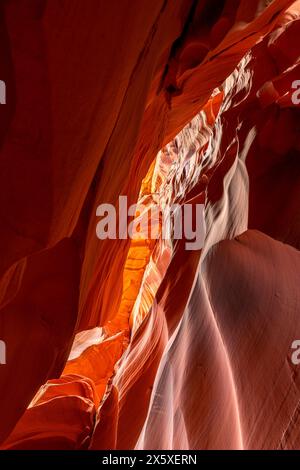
[{"xmin": 0, "ymin": 0, "xmax": 299, "ymax": 449}]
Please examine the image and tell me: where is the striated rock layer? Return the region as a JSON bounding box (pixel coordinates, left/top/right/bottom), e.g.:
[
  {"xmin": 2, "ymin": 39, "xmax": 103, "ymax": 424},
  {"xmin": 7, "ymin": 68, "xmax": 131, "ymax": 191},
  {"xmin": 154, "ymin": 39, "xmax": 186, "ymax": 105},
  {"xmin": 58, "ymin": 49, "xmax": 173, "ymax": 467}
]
[{"xmin": 0, "ymin": 0, "xmax": 299, "ymax": 449}]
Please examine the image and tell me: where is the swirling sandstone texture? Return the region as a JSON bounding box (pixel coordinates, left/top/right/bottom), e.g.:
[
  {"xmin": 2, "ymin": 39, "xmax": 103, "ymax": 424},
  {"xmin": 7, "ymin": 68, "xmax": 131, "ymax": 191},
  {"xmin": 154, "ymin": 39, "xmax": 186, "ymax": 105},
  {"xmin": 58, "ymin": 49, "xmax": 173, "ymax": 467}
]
[{"xmin": 0, "ymin": 0, "xmax": 300, "ymax": 449}]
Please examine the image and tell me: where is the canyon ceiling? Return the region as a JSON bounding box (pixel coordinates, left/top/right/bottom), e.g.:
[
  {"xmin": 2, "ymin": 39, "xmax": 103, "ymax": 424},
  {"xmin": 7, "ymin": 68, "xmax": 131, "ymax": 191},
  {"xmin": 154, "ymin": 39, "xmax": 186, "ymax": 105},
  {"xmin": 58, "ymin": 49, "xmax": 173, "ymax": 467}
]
[{"xmin": 0, "ymin": 0, "xmax": 300, "ymax": 450}]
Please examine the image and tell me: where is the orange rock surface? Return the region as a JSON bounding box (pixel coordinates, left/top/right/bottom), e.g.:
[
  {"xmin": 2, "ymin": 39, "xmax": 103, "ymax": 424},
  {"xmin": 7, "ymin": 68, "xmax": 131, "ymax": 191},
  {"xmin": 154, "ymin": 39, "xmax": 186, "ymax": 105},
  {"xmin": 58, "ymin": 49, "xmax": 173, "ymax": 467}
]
[{"xmin": 0, "ymin": 0, "xmax": 299, "ymax": 449}]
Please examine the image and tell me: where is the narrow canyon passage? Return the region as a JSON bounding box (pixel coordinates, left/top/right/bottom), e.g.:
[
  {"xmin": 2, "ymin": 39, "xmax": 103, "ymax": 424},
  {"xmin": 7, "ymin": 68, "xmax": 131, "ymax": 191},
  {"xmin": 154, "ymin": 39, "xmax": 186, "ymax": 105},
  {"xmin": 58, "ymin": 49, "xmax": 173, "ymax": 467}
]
[{"xmin": 0, "ymin": 0, "xmax": 299, "ymax": 450}]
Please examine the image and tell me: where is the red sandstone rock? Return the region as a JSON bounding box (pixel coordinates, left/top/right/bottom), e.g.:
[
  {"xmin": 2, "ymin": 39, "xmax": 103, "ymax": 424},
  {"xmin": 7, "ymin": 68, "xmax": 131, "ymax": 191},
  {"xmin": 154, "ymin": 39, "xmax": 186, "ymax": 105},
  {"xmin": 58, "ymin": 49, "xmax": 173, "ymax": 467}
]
[{"xmin": 0, "ymin": 0, "xmax": 299, "ymax": 450}]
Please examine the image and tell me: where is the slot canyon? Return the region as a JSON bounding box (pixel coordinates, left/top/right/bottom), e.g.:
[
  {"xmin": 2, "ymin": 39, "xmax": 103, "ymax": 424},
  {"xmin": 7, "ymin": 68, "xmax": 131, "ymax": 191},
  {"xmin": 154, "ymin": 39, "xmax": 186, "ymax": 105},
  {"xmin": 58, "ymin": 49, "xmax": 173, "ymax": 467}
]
[{"xmin": 0, "ymin": 0, "xmax": 300, "ymax": 450}]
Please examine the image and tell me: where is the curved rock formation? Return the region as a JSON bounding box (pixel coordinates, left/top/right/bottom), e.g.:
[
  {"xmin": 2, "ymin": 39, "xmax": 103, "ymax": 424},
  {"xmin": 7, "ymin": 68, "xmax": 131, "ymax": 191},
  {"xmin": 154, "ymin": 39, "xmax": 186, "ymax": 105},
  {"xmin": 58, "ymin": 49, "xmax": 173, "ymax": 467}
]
[{"xmin": 0, "ymin": 0, "xmax": 299, "ymax": 450}]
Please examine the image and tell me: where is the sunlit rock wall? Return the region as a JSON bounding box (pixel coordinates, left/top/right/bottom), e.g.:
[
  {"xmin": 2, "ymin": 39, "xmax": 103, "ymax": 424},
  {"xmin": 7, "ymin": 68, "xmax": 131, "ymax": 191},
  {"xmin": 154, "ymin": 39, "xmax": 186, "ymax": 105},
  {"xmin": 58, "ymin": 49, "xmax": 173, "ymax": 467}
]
[{"xmin": 0, "ymin": 0, "xmax": 299, "ymax": 449}]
